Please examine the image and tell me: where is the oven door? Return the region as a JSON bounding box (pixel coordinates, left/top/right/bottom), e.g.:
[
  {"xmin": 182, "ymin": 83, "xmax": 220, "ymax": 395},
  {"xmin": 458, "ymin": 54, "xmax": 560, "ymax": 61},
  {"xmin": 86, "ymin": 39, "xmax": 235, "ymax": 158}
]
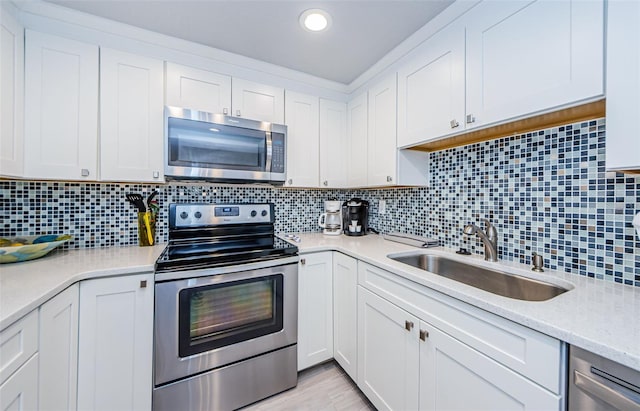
[{"xmin": 154, "ymin": 261, "xmax": 297, "ymax": 386}]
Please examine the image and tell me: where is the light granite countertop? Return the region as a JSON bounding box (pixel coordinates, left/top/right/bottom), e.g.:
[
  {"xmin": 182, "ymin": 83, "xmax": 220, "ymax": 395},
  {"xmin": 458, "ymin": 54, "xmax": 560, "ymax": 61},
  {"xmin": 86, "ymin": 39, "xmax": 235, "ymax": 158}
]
[
  {"xmin": 0, "ymin": 244, "xmax": 165, "ymax": 330},
  {"xmin": 290, "ymin": 233, "xmax": 640, "ymax": 372},
  {"xmin": 1, "ymin": 234, "xmax": 638, "ymax": 373}
]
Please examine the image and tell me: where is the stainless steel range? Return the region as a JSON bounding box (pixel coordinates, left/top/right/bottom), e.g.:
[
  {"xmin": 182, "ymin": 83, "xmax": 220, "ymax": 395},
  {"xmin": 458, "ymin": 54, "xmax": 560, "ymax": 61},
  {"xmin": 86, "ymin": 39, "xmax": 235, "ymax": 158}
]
[{"xmin": 153, "ymin": 203, "xmax": 299, "ymax": 411}]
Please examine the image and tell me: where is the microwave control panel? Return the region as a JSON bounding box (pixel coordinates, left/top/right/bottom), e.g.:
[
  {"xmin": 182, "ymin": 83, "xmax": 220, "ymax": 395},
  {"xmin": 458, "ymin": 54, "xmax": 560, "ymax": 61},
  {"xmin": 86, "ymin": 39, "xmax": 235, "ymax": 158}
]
[{"xmin": 271, "ymin": 133, "xmax": 285, "ymax": 173}]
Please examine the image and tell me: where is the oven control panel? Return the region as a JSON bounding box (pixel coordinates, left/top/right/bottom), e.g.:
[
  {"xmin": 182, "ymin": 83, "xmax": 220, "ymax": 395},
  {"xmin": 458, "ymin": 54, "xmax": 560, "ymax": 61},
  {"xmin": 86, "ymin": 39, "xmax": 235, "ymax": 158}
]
[{"xmin": 171, "ymin": 203, "xmax": 274, "ymax": 227}]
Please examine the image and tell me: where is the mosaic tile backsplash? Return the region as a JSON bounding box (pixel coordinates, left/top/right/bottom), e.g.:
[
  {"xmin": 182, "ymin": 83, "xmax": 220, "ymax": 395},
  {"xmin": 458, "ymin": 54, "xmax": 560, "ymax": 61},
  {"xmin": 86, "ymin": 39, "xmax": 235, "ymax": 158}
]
[{"xmin": 1, "ymin": 117, "xmax": 639, "ymax": 287}]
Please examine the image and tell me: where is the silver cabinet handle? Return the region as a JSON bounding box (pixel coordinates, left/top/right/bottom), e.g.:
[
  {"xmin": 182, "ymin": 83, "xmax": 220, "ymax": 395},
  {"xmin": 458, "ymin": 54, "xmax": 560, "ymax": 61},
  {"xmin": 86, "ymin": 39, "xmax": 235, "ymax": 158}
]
[
  {"xmin": 236, "ymin": 110, "xmax": 241, "ymax": 117},
  {"xmin": 419, "ymin": 329, "xmax": 429, "ymax": 341},
  {"xmin": 466, "ymin": 114, "xmax": 476, "ymax": 124},
  {"xmin": 323, "ymin": 181, "xmax": 328, "ymax": 186},
  {"xmin": 223, "ymin": 108, "xmax": 229, "ymax": 115},
  {"xmin": 152, "ymin": 171, "xmax": 160, "ymax": 179},
  {"xmin": 386, "ymin": 176, "xmax": 393, "ymax": 183},
  {"xmin": 288, "ymin": 179, "xmax": 293, "ymax": 185},
  {"xmin": 450, "ymin": 119, "xmax": 459, "ymax": 129},
  {"xmin": 404, "ymin": 321, "xmax": 414, "ymax": 331},
  {"xmin": 300, "ymin": 258, "xmax": 306, "ymax": 265},
  {"xmin": 81, "ymin": 168, "xmax": 90, "ymax": 177},
  {"xmin": 574, "ymin": 370, "xmax": 640, "ymax": 410}
]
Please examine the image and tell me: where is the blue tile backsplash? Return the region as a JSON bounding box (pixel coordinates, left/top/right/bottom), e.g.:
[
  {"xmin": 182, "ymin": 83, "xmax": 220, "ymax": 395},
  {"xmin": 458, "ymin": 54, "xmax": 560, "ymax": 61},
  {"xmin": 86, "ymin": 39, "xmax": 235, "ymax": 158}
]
[{"xmin": 1, "ymin": 117, "xmax": 639, "ymax": 287}]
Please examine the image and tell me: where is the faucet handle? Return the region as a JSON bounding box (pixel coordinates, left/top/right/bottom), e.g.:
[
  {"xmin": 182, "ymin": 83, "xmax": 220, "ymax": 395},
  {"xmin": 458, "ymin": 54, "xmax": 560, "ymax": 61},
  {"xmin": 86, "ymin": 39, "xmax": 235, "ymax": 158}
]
[{"xmin": 483, "ymin": 219, "xmax": 498, "ymax": 239}]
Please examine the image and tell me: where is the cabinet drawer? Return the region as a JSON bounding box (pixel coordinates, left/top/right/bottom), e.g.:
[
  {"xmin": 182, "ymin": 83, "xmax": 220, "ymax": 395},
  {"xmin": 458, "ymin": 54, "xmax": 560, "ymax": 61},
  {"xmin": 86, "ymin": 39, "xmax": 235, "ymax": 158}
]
[
  {"xmin": 359, "ymin": 262, "xmax": 563, "ymax": 394},
  {"xmin": 0, "ymin": 310, "xmax": 38, "ymax": 385},
  {"xmin": 0, "ymin": 353, "xmax": 39, "ymax": 411}
]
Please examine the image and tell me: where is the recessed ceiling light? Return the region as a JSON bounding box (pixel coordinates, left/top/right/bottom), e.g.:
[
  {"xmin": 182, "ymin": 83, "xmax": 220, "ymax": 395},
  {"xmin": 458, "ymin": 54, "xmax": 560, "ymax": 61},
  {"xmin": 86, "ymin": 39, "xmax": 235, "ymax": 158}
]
[{"xmin": 300, "ymin": 9, "xmax": 332, "ymax": 32}]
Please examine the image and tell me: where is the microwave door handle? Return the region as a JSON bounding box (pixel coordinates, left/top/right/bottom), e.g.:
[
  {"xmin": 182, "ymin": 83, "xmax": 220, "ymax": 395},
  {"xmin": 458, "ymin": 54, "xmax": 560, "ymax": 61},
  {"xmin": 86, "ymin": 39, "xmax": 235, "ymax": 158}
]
[{"xmin": 265, "ymin": 131, "xmax": 273, "ymax": 172}]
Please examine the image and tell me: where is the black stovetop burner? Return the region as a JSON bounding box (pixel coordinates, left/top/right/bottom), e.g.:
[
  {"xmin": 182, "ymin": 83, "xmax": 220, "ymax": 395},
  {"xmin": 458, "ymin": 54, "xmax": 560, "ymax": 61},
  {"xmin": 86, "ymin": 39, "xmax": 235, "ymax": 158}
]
[{"xmin": 155, "ymin": 203, "xmax": 298, "ymax": 273}]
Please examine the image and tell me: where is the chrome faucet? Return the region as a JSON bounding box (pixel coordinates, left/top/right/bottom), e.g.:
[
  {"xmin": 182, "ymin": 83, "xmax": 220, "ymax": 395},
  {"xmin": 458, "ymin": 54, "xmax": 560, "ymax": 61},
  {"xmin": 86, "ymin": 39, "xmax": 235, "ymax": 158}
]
[{"xmin": 463, "ymin": 219, "xmax": 498, "ymax": 262}]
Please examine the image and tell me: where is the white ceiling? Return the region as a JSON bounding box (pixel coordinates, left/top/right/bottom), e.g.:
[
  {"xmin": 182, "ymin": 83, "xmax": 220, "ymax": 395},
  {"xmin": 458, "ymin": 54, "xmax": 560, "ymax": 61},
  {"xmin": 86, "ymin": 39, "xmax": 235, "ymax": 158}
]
[{"xmin": 42, "ymin": 0, "xmax": 454, "ymax": 84}]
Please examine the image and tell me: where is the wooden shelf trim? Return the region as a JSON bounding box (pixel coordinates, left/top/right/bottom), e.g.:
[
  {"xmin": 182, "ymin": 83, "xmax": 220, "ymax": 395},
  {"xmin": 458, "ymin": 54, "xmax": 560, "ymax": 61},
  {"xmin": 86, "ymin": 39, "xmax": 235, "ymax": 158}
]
[{"xmin": 408, "ymin": 99, "xmax": 606, "ymax": 152}]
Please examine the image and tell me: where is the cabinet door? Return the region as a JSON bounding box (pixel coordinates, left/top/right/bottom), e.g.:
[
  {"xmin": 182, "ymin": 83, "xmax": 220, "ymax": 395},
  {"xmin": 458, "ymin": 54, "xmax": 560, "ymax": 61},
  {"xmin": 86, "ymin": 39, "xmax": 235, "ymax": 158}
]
[
  {"xmin": 319, "ymin": 99, "xmax": 348, "ymax": 188},
  {"xmin": 165, "ymin": 62, "xmax": 231, "ymax": 114},
  {"xmin": 357, "ymin": 287, "xmax": 419, "ymax": 411},
  {"xmin": 368, "ymin": 74, "xmax": 397, "ymax": 186},
  {"xmin": 333, "ymin": 252, "xmax": 358, "ymax": 381},
  {"xmin": 419, "ymin": 321, "xmax": 561, "ymax": 410},
  {"xmin": 0, "ymin": 355, "xmax": 38, "ymax": 411},
  {"xmin": 284, "ymin": 91, "xmax": 319, "ymax": 187},
  {"xmin": 100, "ymin": 48, "xmax": 164, "ymax": 182},
  {"xmin": 347, "ymin": 92, "xmax": 368, "ymax": 187},
  {"xmin": 24, "ymin": 30, "xmax": 99, "ymax": 180},
  {"xmin": 606, "ymin": 0, "xmax": 640, "ymax": 171},
  {"xmin": 39, "ymin": 284, "xmax": 79, "ymax": 411},
  {"xmin": 466, "ymin": 0, "xmax": 604, "ymax": 129},
  {"xmin": 397, "ymin": 22, "xmax": 464, "ymax": 147},
  {"xmin": 77, "ymin": 273, "xmax": 154, "ymax": 411},
  {"xmin": 0, "ymin": 8, "xmax": 24, "ymax": 177},
  {"xmin": 297, "ymin": 252, "xmax": 333, "ymax": 371},
  {"xmin": 232, "ymin": 78, "xmax": 284, "ymax": 123}
]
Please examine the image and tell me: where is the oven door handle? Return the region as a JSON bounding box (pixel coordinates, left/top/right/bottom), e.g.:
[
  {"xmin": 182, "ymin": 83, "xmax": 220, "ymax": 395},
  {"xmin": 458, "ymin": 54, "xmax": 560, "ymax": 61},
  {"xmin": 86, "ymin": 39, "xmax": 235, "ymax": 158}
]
[
  {"xmin": 574, "ymin": 369, "xmax": 640, "ymax": 410},
  {"xmin": 265, "ymin": 131, "xmax": 273, "ymax": 172}
]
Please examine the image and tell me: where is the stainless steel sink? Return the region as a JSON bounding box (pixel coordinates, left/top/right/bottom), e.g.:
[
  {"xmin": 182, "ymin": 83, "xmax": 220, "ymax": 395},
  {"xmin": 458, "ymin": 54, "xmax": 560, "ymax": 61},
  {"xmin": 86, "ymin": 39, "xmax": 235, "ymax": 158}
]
[{"xmin": 388, "ymin": 253, "xmax": 569, "ymax": 301}]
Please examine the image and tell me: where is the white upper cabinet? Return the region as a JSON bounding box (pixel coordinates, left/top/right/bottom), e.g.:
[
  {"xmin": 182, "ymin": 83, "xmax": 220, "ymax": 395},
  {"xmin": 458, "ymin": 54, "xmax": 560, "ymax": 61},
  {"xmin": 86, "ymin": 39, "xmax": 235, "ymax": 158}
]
[
  {"xmin": 397, "ymin": 22, "xmax": 465, "ymax": 147},
  {"xmin": 284, "ymin": 91, "xmax": 319, "ymax": 187},
  {"xmin": 605, "ymin": 0, "xmax": 640, "ymax": 172},
  {"xmin": 0, "ymin": 8, "xmax": 24, "ymax": 177},
  {"xmin": 232, "ymin": 78, "xmax": 284, "ymax": 123},
  {"xmin": 319, "ymin": 99, "xmax": 348, "ymax": 188},
  {"xmin": 347, "ymin": 92, "xmax": 368, "ymax": 187},
  {"xmin": 24, "ymin": 30, "xmax": 99, "ymax": 180},
  {"xmin": 100, "ymin": 48, "xmax": 164, "ymax": 182},
  {"xmin": 465, "ymin": 0, "xmax": 604, "ymax": 129},
  {"xmin": 367, "ymin": 74, "xmax": 398, "ymax": 186},
  {"xmin": 165, "ymin": 62, "xmax": 231, "ymax": 114}
]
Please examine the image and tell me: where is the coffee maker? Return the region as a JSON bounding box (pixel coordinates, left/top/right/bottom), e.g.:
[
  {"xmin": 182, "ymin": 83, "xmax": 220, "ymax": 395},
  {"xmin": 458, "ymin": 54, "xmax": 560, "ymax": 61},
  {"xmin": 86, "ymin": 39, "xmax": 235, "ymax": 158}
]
[
  {"xmin": 318, "ymin": 200, "xmax": 342, "ymax": 236},
  {"xmin": 342, "ymin": 198, "xmax": 369, "ymax": 236}
]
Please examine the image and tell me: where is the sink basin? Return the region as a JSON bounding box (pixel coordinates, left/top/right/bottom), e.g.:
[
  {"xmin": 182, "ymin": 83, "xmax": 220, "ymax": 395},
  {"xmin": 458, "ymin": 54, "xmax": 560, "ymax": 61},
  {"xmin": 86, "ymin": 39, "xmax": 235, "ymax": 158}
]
[{"xmin": 388, "ymin": 253, "xmax": 569, "ymax": 301}]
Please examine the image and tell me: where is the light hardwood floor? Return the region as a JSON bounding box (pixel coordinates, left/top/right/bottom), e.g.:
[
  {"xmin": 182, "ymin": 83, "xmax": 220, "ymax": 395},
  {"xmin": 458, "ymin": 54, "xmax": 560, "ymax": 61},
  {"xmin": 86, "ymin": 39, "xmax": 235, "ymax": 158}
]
[{"xmin": 242, "ymin": 361, "xmax": 376, "ymax": 411}]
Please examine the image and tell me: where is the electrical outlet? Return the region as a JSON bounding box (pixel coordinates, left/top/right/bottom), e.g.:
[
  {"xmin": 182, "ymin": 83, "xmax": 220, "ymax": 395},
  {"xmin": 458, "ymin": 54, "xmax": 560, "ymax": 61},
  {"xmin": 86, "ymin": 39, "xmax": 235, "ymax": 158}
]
[{"xmin": 378, "ymin": 199, "xmax": 386, "ymax": 214}]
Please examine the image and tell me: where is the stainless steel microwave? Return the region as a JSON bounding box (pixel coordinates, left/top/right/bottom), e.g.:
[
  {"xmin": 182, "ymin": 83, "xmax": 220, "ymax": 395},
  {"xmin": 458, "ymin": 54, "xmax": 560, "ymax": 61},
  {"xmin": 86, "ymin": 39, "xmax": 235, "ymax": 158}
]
[{"xmin": 164, "ymin": 106, "xmax": 286, "ymax": 184}]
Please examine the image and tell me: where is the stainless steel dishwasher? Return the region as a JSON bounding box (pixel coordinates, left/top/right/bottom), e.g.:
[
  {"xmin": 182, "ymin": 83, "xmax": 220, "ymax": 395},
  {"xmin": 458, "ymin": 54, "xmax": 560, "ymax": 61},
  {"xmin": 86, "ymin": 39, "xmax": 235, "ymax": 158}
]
[{"xmin": 569, "ymin": 345, "xmax": 640, "ymax": 410}]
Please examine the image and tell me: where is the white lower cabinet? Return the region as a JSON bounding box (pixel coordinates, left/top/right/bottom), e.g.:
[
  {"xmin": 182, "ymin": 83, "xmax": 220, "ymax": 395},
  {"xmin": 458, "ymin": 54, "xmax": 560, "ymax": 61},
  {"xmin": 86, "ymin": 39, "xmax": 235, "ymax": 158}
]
[
  {"xmin": 357, "ymin": 261, "xmax": 564, "ymax": 411},
  {"xmin": 419, "ymin": 321, "xmax": 561, "ymax": 410},
  {"xmin": 357, "ymin": 287, "xmax": 419, "ymax": 411},
  {"xmin": 77, "ymin": 273, "xmax": 154, "ymax": 411},
  {"xmin": 39, "ymin": 284, "xmax": 79, "ymax": 411},
  {"xmin": 297, "ymin": 253, "xmax": 333, "ymax": 371},
  {"xmin": 332, "ymin": 252, "xmax": 358, "ymax": 380}
]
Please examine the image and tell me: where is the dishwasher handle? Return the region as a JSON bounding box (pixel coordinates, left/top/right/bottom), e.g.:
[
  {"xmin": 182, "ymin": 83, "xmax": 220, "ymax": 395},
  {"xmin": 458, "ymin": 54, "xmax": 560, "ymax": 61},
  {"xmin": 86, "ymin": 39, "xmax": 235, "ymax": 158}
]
[{"xmin": 574, "ymin": 369, "xmax": 640, "ymax": 411}]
